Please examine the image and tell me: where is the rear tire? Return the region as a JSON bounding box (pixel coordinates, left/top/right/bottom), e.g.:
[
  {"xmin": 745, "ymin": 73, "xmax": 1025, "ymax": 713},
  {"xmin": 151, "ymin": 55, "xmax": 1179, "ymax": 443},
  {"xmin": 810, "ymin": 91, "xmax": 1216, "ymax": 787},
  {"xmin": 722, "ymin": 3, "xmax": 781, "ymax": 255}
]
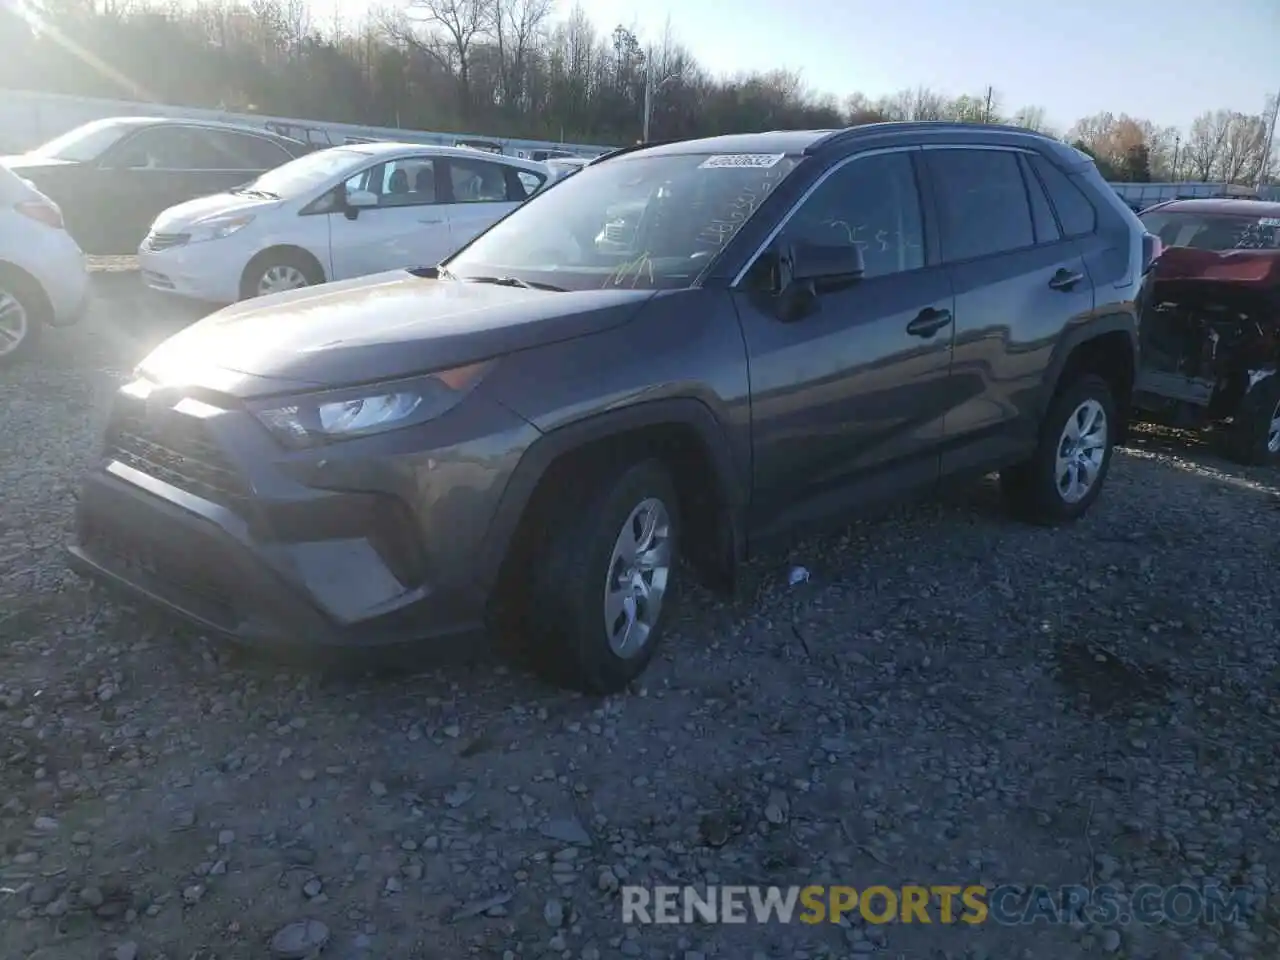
[
  {"xmin": 1000, "ymin": 374, "xmax": 1117, "ymax": 525},
  {"xmin": 527, "ymin": 458, "xmax": 681, "ymax": 694},
  {"xmin": 240, "ymin": 249, "xmax": 324, "ymax": 301},
  {"xmin": 0, "ymin": 266, "xmax": 47, "ymax": 368},
  {"xmin": 1216, "ymin": 375, "xmax": 1280, "ymax": 467}
]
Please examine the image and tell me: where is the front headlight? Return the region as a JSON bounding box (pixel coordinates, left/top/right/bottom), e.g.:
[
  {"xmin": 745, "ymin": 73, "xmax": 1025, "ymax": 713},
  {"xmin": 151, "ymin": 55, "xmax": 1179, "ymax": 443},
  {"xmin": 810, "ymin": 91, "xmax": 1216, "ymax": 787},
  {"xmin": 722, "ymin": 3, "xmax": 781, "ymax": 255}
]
[
  {"xmin": 188, "ymin": 214, "xmax": 255, "ymax": 244},
  {"xmin": 250, "ymin": 361, "xmax": 495, "ymax": 449}
]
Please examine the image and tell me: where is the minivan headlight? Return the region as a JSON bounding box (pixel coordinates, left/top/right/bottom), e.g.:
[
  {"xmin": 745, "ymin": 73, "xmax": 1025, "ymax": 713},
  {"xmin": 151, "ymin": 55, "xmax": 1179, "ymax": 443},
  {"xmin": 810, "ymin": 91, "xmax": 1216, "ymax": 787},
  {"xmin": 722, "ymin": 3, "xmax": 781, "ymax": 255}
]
[
  {"xmin": 189, "ymin": 214, "xmax": 255, "ymax": 243},
  {"xmin": 250, "ymin": 362, "xmax": 494, "ymax": 448}
]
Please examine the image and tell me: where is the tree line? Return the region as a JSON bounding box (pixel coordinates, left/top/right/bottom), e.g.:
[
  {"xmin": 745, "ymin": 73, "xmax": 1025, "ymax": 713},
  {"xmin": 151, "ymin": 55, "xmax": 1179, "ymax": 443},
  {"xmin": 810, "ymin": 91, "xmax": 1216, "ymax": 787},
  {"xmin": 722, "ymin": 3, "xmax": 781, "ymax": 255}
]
[{"xmin": 1, "ymin": 0, "xmax": 1275, "ymax": 184}]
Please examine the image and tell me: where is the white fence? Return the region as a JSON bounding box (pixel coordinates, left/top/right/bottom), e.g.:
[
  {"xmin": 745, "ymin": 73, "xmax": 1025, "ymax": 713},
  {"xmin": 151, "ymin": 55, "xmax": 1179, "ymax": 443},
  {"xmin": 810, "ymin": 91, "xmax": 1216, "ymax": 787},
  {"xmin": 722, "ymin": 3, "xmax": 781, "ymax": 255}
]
[{"xmin": 0, "ymin": 88, "xmax": 613, "ymax": 158}]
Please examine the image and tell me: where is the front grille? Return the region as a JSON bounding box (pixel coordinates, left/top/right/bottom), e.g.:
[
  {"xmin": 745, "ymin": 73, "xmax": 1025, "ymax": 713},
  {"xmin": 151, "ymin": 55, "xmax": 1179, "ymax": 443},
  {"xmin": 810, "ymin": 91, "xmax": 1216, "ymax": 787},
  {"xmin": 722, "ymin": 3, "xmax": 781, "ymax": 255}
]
[
  {"xmin": 145, "ymin": 232, "xmax": 189, "ymax": 251},
  {"xmin": 105, "ymin": 406, "xmax": 249, "ymax": 513}
]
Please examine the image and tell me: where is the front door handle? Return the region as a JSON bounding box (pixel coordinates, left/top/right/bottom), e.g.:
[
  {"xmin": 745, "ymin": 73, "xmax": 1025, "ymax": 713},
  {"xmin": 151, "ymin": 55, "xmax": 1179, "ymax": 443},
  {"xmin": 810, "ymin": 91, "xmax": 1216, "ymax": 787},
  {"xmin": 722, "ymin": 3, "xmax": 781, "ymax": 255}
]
[
  {"xmin": 418, "ymin": 218, "xmax": 444, "ymax": 225},
  {"xmin": 906, "ymin": 307, "xmax": 953, "ymax": 338},
  {"xmin": 1049, "ymin": 268, "xmax": 1084, "ymax": 291}
]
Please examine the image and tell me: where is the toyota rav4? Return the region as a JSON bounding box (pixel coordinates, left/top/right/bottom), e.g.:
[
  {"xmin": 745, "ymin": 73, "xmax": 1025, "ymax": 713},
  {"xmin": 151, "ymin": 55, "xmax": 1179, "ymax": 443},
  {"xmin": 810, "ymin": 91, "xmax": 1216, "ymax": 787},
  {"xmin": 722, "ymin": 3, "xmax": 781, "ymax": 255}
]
[{"xmin": 69, "ymin": 123, "xmax": 1151, "ymax": 693}]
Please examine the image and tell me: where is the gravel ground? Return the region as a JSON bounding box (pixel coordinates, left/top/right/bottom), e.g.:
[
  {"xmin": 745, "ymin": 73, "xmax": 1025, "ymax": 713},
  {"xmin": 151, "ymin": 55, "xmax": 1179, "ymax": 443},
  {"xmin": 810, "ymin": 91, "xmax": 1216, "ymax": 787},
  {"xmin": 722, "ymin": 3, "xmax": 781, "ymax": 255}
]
[{"xmin": 3, "ymin": 274, "xmax": 1280, "ymax": 960}]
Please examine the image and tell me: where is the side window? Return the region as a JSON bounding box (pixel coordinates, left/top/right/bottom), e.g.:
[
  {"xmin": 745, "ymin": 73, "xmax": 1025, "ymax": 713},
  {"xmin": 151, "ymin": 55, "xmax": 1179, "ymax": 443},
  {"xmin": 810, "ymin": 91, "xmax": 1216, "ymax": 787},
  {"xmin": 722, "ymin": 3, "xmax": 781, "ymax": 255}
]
[
  {"xmin": 109, "ymin": 127, "xmax": 204, "ymax": 169},
  {"xmin": 514, "ymin": 169, "xmax": 546, "ymax": 199},
  {"xmin": 928, "ymin": 149, "xmax": 1034, "ymax": 261},
  {"xmin": 1029, "ymin": 154, "xmax": 1097, "ymax": 237},
  {"xmin": 782, "ymin": 151, "xmax": 925, "ymax": 280},
  {"xmin": 211, "ymin": 131, "xmax": 292, "ymax": 170},
  {"xmin": 448, "ymin": 158, "xmax": 513, "ymax": 203},
  {"xmin": 372, "ymin": 157, "xmax": 438, "ymax": 208},
  {"xmin": 1017, "ymin": 153, "xmax": 1061, "ymax": 244}
]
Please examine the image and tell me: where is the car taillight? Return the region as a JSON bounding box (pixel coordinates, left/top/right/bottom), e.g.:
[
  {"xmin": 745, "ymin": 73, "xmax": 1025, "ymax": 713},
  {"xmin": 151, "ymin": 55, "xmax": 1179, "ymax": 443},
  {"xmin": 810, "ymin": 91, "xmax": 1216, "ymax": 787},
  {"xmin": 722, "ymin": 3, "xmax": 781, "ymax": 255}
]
[
  {"xmin": 15, "ymin": 200, "xmax": 64, "ymax": 230},
  {"xmin": 1141, "ymin": 232, "xmax": 1163, "ymax": 274}
]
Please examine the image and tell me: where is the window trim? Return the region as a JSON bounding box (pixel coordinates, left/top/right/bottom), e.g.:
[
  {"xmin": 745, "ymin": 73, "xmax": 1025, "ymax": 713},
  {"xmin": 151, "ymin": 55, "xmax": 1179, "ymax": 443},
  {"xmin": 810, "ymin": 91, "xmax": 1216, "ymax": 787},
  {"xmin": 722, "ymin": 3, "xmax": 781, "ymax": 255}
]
[
  {"xmin": 730, "ymin": 145, "xmax": 929, "ymax": 289},
  {"xmin": 921, "ymin": 144, "xmax": 1045, "ymax": 266},
  {"xmin": 206, "ymin": 130, "xmax": 294, "ymax": 171}
]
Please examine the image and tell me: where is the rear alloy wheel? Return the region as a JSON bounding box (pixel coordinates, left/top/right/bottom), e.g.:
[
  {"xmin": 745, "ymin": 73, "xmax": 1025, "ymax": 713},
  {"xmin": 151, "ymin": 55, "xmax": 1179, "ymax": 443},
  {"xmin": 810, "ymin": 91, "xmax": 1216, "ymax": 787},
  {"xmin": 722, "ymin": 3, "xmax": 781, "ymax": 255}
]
[
  {"xmin": 530, "ymin": 459, "xmax": 681, "ymax": 693},
  {"xmin": 1000, "ymin": 374, "xmax": 1117, "ymax": 525},
  {"xmin": 1217, "ymin": 374, "xmax": 1280, "ymax": 466},
  {"xmin": 0, "ymin": 278, "xmax": 42, "ymax": 367}
]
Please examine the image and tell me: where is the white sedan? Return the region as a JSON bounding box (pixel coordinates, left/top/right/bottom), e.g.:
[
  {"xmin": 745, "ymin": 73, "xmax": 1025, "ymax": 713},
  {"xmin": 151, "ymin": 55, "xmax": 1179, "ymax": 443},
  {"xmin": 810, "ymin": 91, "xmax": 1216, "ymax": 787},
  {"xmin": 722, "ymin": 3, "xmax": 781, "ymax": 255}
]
[
  {"xmin": 137, "ymin": 143, "xmax": 552, "ymax": 304},
  {"xmin": 0, "ymin": 164, "xmax": 90, "ymax": 365}
]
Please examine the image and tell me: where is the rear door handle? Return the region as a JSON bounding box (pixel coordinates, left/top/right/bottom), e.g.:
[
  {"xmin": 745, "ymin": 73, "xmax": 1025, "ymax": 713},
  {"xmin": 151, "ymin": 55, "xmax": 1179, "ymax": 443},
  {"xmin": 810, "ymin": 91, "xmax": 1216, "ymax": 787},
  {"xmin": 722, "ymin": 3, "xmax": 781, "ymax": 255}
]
[
  {"xmin": 906, "ymin": 307, "xmax": 953, "ymax": 338},
  {"xmin": 1049, "ymin": 268, "xmax": 1084, "ymax": 291},
  {"xmin": 418, "ymin": 218, "xmax": 444, "ymax": 225}
]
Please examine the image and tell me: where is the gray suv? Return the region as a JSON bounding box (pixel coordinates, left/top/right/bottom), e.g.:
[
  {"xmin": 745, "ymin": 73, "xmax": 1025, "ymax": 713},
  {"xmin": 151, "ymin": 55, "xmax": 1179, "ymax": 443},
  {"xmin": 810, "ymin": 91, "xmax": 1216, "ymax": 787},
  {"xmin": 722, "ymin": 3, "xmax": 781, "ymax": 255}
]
[{"xmin": 69, "ymin": 123, "xmax": 1152, "ymax": 693}]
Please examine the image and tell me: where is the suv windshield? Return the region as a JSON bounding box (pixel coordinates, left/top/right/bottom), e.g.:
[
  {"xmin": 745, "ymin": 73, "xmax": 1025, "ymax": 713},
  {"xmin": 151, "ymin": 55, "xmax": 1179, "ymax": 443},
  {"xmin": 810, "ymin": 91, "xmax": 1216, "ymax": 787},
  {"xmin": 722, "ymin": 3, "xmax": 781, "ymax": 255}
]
[
  {"xmin": 1139, "ymin": 210, "xmax": 1280, "ymax": 251},
  {"xmin": 245, "ymin": 147, "xmax": 368, "ymax": 198},
  {"xmin": 444, "ymin": 152, "xmax": 805, "ymax": 291},
  {"xmin": 30, "ymin": 118, "xmax": 135, "ymax": 162}
]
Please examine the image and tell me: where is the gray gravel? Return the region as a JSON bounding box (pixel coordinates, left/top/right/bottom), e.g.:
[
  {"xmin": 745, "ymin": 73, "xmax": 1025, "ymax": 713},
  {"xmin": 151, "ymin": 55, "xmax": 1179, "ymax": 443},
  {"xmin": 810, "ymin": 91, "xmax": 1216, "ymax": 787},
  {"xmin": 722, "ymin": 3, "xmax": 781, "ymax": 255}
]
[{"xmin": 2, "ymin": 274, "xmax": 1279, "ymax": 960}]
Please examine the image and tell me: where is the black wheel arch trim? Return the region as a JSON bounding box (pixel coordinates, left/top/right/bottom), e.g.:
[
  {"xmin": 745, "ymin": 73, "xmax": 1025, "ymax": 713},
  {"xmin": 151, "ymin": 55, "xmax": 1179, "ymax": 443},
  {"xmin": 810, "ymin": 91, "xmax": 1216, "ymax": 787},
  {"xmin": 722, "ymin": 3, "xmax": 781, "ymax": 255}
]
[
  {"xmin": 474, "ymin": 397, "xmax": 748, "ymax": 597},
  {"xmin": 1042, "ymin": 311, "xmax": 1139, "ymax": 412}
]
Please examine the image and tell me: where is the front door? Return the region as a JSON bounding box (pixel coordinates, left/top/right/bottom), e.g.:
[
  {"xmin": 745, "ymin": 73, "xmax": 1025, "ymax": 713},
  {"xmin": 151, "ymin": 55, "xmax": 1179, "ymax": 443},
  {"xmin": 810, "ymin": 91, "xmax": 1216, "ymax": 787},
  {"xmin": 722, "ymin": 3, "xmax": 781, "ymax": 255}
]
[
  {"xmin": 97, "ymin": 126, "xmax": 213, "ymax": 251},
  {"xmin": 731, "ymin": 147, "xmax": 956, "ymax": 535},
  {"xmin": 921, "ymin": 147, "xmax": 1096, "ymax": 474},
  {"xmin": 327, "ymin": 155, "xmax": 455, "ymax": 281}
]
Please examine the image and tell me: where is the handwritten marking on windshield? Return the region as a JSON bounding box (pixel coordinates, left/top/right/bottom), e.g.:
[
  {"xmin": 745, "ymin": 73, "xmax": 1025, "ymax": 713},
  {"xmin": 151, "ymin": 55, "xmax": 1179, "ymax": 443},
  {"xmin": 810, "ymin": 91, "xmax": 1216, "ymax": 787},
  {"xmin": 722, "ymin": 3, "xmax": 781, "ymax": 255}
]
[
  {"xmin": 604, "ymin": 252, "xmax": 654, "ymax": 288},
  {"xmin": 695, "ymin": 167, "xmax": 788, "ymax": 248}
]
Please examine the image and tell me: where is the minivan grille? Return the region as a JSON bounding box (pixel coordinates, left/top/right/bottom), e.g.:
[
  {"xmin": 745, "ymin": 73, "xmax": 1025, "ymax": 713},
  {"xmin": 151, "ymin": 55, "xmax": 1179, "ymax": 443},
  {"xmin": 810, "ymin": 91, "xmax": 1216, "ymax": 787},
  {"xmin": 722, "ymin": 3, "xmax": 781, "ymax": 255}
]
[{"xmin": 105, "ymin": 407, "xmax": 249, "ymax": 512}]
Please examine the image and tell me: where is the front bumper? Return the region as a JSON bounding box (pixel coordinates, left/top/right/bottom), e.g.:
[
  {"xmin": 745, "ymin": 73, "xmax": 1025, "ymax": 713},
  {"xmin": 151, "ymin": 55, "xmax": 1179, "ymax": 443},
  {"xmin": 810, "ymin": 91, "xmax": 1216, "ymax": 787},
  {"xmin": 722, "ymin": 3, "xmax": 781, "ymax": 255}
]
[
  {"xmin": 138, "ymin": 241, "xmax": 246, "ymax": 305},
  {"xmin": 69, "ymin": 381, "xmax": 537, "ymax": 650}
]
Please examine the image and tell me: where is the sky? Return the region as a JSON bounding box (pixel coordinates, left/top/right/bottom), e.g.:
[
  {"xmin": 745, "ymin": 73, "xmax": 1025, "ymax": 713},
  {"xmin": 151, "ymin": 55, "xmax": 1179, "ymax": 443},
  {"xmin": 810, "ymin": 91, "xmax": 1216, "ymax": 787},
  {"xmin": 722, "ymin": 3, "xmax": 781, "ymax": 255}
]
[{"xmin": 331, "ymin": 0, "xmax": 1279, "ymax": 133}]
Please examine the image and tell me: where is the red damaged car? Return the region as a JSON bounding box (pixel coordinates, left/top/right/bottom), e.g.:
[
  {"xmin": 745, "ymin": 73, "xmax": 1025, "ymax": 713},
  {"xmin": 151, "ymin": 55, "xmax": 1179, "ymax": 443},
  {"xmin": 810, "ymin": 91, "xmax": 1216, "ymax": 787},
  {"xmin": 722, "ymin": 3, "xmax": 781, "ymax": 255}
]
[{"xmin": 1136, "ymin": 198, "xmax": 1280, "ymax": 465}]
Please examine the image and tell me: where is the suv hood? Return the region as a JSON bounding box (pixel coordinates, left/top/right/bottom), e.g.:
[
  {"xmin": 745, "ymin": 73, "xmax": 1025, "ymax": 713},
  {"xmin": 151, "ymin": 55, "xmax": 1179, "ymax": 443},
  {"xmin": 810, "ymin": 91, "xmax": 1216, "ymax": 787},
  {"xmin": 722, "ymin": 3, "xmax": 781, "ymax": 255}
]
[
  {"xmin": 140, "ymin": 270, "xmax": 656, "ymax": 397},
  {"xmin": 151, "ymin": 192, "xmax": 283, "ymax": 233}
]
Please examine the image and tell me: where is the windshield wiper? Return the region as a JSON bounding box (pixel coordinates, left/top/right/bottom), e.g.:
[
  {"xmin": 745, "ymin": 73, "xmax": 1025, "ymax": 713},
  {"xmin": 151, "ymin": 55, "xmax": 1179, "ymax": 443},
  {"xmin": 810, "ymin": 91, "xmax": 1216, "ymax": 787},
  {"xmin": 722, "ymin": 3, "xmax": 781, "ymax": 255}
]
[
  {"xmin": 230, "ymin": 186, "xmax": 279, "ymax": 199},
  {"xmin": 465, "ymin": 275, "xmax": 567, "ymax": 292}
]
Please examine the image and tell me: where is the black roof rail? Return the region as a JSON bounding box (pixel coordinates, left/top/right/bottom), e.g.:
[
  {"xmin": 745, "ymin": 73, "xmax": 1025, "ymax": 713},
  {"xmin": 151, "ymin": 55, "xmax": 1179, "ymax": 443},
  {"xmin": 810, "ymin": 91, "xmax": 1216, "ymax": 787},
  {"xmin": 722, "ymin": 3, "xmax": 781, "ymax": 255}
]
[
  {"xmin": 804, "ymin": 120, "xmax": 1061, "ymax": 156},
  {"xmin": 588, "ymin": 139, "xmax": 680, "ymax": 165}
]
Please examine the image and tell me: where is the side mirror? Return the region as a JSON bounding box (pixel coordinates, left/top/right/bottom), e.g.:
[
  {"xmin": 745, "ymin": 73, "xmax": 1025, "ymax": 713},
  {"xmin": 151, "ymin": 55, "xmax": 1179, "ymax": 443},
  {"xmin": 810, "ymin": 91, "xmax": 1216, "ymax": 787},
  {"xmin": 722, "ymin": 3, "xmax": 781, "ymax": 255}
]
[
  {"xmin": 786, "ymin": 240, "xmax": 865, "ymax": 286},
  {"xmin": 772, "ymin": 240, "xmax": 865, "ymax": 322},
  {"xmin": 343, "ymin": 188, "xmax": 377, "ymax": 220}
]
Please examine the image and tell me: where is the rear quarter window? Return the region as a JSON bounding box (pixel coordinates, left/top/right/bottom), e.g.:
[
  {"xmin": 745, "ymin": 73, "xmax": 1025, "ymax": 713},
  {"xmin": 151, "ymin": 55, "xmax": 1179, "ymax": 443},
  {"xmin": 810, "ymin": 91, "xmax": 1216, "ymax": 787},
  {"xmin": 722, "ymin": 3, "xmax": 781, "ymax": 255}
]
[{"xmin": 1029, "ymin": 155, "xmax": 1097, "ymax": 237}]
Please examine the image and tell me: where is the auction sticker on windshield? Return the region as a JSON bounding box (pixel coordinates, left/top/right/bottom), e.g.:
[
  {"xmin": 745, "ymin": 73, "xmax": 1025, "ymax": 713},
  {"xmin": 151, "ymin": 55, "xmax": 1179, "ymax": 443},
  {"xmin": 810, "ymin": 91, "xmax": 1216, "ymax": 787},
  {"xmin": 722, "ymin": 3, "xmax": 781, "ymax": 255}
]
[
  {"xmin": 1258, "ymin": 218, "xmax": 1280, "ymax": 227},
  {"xmin": 700, "ymin": 154, "xmax": 786, "ymax": 169}
]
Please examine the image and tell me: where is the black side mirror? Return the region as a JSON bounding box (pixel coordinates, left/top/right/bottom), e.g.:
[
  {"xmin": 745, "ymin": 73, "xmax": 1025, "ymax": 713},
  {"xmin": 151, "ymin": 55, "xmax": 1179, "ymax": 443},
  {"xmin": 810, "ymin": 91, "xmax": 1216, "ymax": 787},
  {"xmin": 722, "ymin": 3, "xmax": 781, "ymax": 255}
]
[{"xmin": 773, "ymin": 240, "xmax": 865, "ymax": 322}]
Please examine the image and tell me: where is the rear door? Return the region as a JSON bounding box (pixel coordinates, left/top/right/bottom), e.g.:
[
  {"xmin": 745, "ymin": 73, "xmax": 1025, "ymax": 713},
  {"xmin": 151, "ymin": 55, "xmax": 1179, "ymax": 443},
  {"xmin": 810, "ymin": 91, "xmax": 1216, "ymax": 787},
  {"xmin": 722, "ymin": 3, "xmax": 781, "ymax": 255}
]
[
  {"xmin": 440, "ymin": 156, "xmax": 543, "ymax": 253},
  {"xmin": 923, "ymin": 146, "xmax": 1094, "ymax": 474},
  {"xmin": 326, "ymin": 154, "xmax": 453, "ymax": 280},
  {"xmin": 199, "ymin": 129, "xmax": 295, "ymax": 188}
]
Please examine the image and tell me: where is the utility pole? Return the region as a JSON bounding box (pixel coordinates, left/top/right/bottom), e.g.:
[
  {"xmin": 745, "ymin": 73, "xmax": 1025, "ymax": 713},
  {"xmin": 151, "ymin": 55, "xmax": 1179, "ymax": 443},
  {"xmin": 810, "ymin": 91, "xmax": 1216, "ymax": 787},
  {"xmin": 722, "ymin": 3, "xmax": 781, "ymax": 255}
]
[
  {"xmin": 1255, "ymin": 87, "xmax": 1280, "ymax": 191},
  {"xmin": 983, "ymin": 86, "xmax": 993, "ymax": 124},
  {"xmin": 643, "ymin": 58, "xmax": 652, "ymax": 143},
  {"xmin": 1171, "ymin": 133, "xmax": 1180, "ymax": 182}
]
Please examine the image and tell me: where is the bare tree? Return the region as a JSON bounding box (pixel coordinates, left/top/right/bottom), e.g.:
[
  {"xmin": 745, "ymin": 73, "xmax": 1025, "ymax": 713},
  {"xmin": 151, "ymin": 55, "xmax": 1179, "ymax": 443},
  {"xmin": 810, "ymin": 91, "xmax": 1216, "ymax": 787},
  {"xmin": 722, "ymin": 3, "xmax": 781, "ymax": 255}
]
[
  {"xmin": 1216, "ymin": 111, "xmax": 1267, "ymax": 184},
  {"xmin": 1184, "ymin": 110, "xmax": 1232, "ymax": 181},
  {"xmin": 1009, "ymin": 104, "xmax": 1050, "ymax": 134},
  {"xmin": 491, "ymin": 0, "xmax": 553, "ymax": 110},
  {"xmin": 393, "ymin": 0, "xmax": 494, "ymax": 119}
]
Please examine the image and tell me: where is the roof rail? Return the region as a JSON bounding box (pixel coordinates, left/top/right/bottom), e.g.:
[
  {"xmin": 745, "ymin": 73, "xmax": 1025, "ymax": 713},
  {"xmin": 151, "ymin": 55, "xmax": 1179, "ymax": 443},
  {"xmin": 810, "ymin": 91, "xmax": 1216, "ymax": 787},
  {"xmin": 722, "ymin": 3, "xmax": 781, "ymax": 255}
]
[
  {"xmin": 588, "ymin": 139, "xmax": 679, "ymax": 165},
  {"xmin": 804, "ymin": 120, "xmax": 1060, "ymax": 155}
]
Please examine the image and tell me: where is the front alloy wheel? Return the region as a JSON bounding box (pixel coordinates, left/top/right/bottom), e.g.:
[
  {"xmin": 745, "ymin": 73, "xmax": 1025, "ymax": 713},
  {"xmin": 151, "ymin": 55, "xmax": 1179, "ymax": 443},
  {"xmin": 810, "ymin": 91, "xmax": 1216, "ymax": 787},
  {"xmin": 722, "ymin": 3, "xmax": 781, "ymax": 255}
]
[
  {"xmin": 0, "ymin": 279, "xmax": 41, "ymax": 367},
  {"xmin": 603, "ymin": 497, "xmax": 674, "ymax": 659},
  {"xmin": 256, "ymin": 264, "xmax": 311, "ymax": 296},
  {"xmin": 530, "ymin": 459, "xmax": 682, "ymax": 693}
]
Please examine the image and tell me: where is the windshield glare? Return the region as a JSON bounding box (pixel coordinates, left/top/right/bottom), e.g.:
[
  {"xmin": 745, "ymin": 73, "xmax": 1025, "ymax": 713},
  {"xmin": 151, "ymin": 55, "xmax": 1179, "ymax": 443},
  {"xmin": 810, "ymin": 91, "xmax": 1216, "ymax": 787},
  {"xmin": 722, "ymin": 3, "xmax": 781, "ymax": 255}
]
[
  {"xmin": 1140, "ymin": 211, "xmax": 1280, "ymax": 251},
  {"xmin": 444, "ymin": 152, "xmax": 804, "ymax": 291},
  {"xmin": 246, "ymin": 147, "xmax": 368, "ymax": 198},
  {"xmin": 31, "ymin": 119, "xmax": 133, "ymax": 162}
]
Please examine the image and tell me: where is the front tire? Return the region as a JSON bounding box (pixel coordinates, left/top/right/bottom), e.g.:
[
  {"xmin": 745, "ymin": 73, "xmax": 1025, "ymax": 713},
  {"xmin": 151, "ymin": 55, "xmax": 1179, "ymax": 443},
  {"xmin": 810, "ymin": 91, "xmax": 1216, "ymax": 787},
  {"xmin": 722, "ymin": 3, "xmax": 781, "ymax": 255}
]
[
  {"xmin": 241, "ymin": 249, "xmax": 324, "ymax": 301},
  {"xmin": 529, "ymin": 459, "xmax": 681, "ymax": 694},
  {"xmin": 1000, "ymin": 374, "xmax": 1117, "ymax": 525}
]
